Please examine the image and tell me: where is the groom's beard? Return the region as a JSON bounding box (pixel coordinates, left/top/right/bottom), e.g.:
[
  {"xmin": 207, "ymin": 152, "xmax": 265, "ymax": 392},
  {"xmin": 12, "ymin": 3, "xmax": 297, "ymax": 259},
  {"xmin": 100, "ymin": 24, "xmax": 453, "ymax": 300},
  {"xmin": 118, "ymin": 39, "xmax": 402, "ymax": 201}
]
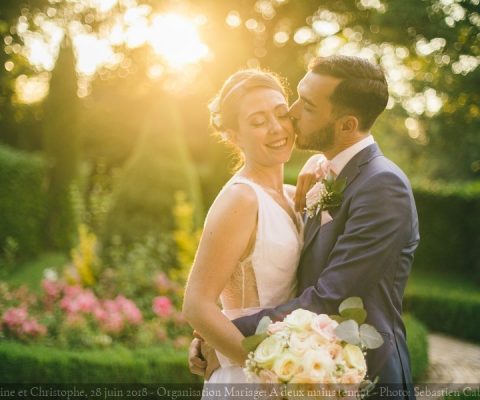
[{"xmin": 295, "ymin": 121, "xmax": 336, "ymax": 152}]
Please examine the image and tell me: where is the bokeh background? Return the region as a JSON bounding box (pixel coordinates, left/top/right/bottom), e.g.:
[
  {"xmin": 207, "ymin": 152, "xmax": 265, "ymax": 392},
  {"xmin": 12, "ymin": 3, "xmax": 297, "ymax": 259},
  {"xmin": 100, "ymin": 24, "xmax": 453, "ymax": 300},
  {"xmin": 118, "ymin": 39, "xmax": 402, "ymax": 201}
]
[{"xmin": 0, "ymin": 0, "xmax": 479, "ymax": 389}]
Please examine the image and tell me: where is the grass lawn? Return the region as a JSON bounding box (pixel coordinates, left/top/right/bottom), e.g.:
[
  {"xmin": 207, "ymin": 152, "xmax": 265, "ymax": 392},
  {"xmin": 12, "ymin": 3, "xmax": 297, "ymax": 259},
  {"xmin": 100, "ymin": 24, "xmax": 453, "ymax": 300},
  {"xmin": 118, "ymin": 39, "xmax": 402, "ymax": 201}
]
[{"xmin": 2, "ymin": 252, "xmax": 68, "ymax": 292}]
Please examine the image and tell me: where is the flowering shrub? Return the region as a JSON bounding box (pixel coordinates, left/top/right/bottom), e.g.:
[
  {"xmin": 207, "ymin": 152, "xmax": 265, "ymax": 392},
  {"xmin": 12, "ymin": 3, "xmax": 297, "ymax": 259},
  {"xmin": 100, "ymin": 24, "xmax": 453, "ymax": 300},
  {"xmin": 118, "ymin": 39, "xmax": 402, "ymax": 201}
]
[
  {"xmin": 0, "ymin": 191, "xmax": 199, "ymax": 350},
  {"xmin": 0, "ymin": 271, "xmax": 191, "ymax": 349},
  {"xmin": 2, "ymin": 307, "xmax": 47, "ymax": 340}
]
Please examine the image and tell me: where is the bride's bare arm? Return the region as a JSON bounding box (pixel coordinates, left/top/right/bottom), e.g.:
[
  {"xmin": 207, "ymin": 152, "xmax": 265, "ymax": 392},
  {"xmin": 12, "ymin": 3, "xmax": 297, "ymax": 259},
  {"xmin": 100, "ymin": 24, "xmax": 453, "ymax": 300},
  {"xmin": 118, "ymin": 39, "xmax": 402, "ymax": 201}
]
[
  {"xmin": 294, "ymin": 153, "xmax": 326, "ymax": 212},
  {"xmin": 182, "ymin": 184, "xmax": 257, "ymax": 365}
]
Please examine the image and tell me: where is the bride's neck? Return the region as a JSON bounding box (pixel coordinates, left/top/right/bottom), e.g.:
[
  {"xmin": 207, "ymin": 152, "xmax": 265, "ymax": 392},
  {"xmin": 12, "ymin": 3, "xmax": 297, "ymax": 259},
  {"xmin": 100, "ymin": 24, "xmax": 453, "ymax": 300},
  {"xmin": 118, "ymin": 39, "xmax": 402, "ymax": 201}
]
[{"xmin": 238, "ymin": 163, "xmax": 284, "ymax": 192}]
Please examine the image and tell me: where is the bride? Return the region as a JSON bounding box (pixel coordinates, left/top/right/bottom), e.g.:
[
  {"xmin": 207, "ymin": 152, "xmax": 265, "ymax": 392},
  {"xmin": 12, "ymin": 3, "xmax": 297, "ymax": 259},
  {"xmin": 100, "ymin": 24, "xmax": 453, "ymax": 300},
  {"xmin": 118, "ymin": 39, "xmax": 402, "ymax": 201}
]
[{"xmin": 182, "ymin": 69, "xmax": 306, "ymax": 389}]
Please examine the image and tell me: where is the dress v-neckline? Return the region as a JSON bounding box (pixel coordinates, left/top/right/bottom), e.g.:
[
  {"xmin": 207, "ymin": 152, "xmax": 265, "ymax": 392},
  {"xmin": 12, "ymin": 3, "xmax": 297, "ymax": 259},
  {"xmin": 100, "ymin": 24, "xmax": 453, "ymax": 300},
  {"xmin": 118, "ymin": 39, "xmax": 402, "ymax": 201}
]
[{"xmin": 235, "ymin": 176, "xmax": 302, "ymax": 236}]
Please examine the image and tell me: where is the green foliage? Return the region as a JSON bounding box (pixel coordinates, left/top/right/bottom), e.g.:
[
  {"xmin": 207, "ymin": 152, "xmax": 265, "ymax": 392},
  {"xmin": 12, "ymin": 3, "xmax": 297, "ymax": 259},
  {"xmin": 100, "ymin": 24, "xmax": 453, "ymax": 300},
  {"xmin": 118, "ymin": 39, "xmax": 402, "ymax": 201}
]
[
  {"xmin": 404, "ymin": 271, "xmax": 480, "ymax": 342},
  {"xmin": 411, "ymin": 179, "xmax": 480, "ymax": 282},
  {"xmin": 0, "ymin": 340, "xmax": 198, "ymax": 383},
  {"xmin": 403, "ymin": 314, "xmax": 429, "ymax": 381},
  {"xmin": 4, "ymin": 252, "xmax": 67, "ymax": 292},
  {"xmin": 0, "ymin": 145, "xmax": 46, "ymax": 260},
  {"xmin": 98, "ymin": 233, "xmax": 175, "ymax": 307},
  {"xmin": 103, "ymin": 98, "xmax": 203, "ymax": 250},
  {"xmin": 42, "ymin": 43, "xmax": 80, "ymax": 250}
]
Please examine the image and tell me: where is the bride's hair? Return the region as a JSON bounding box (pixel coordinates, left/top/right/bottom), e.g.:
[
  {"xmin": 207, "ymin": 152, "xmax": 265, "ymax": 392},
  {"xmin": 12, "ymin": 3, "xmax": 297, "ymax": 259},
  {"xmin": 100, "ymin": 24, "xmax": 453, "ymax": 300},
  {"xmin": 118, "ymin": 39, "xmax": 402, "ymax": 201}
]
[{"xmin": 208, "ymin": 69, "xmax": 289, "ymax": 169}]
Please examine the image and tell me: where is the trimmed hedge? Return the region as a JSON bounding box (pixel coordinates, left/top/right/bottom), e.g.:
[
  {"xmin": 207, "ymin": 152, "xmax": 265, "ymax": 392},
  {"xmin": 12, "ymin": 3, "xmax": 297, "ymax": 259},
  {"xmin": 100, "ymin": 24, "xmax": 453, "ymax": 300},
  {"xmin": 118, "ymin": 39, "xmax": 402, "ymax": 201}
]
[
  {"xmin": 404, "ymin": 272, "xmax": 480, "ymax": 343},
  {"xmin": 0, "ymin": 145, "xmax": 47, "ymax": 258},
  {"xmin": 411, "ymin": 179, "xmax": 480, "ymax": 281},
  {"xmin": 404, "ymin": 314, "xmax": 429, "ymax": 381},
  {"xmin": 0, "ymin": 341, "xmax": 200, "ymax": 383},
  {"xmin": 0, "ymin": 316, "xmax": 428, "ymax": 383}
]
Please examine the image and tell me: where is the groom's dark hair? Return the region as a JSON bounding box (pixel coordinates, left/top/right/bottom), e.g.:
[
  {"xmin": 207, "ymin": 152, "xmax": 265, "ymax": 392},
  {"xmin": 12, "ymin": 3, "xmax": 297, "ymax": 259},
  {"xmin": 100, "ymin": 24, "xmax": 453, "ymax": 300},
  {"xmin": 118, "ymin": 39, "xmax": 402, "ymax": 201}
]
[{"xmin": 309, "ymin": 56, "xmax": 388, "ymax": 131}]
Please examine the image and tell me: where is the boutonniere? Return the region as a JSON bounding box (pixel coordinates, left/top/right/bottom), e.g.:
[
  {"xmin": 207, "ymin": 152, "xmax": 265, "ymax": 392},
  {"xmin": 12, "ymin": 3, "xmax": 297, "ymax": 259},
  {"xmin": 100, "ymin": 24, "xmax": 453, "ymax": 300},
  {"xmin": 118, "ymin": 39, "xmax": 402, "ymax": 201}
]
[{"xmin": 305, "ymin": 174, "xmax": 347, "ymax": 219}]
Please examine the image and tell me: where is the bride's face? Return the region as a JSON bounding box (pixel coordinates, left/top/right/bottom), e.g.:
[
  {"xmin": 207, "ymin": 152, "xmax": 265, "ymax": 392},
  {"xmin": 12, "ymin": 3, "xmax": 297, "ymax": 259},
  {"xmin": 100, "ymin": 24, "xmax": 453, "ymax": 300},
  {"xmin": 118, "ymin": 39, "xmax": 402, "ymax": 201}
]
[{"xmin": 232, "ymin": 88, "xmax": 294, "ymax": 167}]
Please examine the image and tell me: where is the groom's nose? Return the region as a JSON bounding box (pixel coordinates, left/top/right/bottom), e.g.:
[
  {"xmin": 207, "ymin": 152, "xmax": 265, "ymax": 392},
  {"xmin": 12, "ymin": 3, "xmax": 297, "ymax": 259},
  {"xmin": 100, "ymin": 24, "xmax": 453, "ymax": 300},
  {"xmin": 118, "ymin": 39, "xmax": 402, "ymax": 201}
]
[{"xmin": 289, "ymin": 98, "xmax": 301, "ymax": 120}]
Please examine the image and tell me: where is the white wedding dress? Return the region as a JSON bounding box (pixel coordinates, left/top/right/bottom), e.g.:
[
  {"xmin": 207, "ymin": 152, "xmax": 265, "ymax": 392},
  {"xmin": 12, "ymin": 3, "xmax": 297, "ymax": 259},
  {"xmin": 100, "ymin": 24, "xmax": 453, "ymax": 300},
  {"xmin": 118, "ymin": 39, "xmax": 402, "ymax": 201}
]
[{"xmin": 202, "ymin": 175, "xmax": 304, "ymax": 398}]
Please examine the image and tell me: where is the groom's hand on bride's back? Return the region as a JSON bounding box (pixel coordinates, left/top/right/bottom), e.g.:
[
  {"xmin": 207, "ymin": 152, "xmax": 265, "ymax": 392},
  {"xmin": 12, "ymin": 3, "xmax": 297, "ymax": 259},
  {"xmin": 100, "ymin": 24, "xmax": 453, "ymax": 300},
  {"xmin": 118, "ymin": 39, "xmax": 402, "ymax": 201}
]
[
  {"xmin": 188, "ymin": 337, "xmax": 221, "ymax": 380},
  {"xmin": 188, "ymin": 337, "xmax": 206, "ymax": 376}
]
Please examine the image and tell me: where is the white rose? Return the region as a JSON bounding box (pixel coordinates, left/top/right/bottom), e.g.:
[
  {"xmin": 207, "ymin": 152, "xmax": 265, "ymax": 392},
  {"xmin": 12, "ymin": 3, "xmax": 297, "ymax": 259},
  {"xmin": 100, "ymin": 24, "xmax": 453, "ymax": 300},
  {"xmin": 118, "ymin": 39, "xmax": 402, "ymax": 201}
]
[
  {"xmin": 272, "ymin": 352, "xmax": 301, "ymax": 382},
  {"xmin": 343, "ymin": 344, "xmax": 367, "ymax": 372},
  {"xmin": 302, "ymin": 348, "xmax": 336, "ymax": 383},
  {"xmin": 254, "ymin": 334, "xmax": 286, "ymax": 368},
  {"xmin": 284, "ymin": 309, "xmax": 316, "ymax": 331},
  {"xmin": 288, "ymin": 331, "xmax": 312, "ymax": 356}
]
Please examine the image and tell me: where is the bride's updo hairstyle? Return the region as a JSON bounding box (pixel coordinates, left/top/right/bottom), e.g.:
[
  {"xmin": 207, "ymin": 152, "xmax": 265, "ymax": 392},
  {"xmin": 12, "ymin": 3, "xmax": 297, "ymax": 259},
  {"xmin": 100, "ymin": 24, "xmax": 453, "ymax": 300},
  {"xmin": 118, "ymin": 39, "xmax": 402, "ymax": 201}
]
[{"xmin": 208, "ymin": 69, "xmax": 289, "ymax": 168}]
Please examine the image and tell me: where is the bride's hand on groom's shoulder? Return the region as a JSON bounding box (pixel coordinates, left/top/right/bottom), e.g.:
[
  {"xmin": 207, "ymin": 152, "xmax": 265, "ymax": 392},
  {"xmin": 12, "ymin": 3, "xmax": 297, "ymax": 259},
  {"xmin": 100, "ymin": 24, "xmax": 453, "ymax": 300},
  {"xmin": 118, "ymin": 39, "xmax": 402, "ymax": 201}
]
[{"xmin": 294, "ymin": 153, "xmax": 326, "ymax": 212}]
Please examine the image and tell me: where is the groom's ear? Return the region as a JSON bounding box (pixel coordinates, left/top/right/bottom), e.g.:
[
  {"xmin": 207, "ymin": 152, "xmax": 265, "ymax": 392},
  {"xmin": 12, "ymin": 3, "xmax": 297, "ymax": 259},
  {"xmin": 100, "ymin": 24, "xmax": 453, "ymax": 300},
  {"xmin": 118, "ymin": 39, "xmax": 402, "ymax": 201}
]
[{"xmin": 338, "ymin": 115, "xmax": 359, "ymax": 136}]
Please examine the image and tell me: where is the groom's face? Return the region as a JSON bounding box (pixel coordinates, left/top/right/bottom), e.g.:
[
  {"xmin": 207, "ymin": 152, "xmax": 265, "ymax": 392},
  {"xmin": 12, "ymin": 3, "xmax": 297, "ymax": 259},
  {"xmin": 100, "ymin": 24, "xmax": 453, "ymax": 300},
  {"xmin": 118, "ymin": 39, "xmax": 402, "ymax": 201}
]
[{"xmin": 289, "ymin": 72, "xmax": 342, "ymax": 152}]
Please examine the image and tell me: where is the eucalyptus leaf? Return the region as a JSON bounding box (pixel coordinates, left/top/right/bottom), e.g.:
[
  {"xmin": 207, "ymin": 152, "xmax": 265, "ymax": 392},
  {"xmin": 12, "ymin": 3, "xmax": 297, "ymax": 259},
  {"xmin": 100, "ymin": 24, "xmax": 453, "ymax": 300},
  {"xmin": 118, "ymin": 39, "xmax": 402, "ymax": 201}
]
[
  {"xmin": 359, "ymin": 377, "xmax": 379, "ymax": 398},
  {"xmin": 255, "ymin": 316, "xmax": 272, "ymax": 335},
  {"xmin": 329, "ymin": 314, "xmax": 345, "ymax": 323},
  {"xmin": 334, "ymin": 319, "xmax": 361, "ymax": 345},
  {"xmin": 339, "ymin": 297, "xmax": 364, "ymax": 314},
  {"xmin": 359, "ymin": 324, "xmax": 384, "ymax": 349},
  {"xmin": 241, "ymin": 332, "xmax": 268, "ymax": 352},
  {"xmin": 340, "ymin": 307, "xmax": 367, "ymax": 324}
]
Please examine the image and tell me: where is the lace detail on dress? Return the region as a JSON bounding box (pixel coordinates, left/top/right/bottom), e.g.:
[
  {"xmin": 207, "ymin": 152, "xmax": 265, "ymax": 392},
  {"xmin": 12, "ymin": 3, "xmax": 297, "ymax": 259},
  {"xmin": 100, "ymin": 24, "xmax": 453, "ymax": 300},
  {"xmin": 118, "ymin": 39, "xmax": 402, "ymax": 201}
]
[
  {"xmin": 220, "ymin": 256, "xmax": 260, "ymax": 310},
  {"xmin": 216, "ymin": 175, "xmax": 302, "ymax": 313}
]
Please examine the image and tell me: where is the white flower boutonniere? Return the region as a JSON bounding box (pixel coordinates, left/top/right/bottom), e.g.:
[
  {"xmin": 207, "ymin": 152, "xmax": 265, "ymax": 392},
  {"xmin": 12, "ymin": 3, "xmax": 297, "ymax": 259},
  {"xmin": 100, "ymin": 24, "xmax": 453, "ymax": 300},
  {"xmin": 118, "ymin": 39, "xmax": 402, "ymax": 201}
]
[{"xmin": 305, "ymin": 175, "xmax": 347, "ymax": 219}]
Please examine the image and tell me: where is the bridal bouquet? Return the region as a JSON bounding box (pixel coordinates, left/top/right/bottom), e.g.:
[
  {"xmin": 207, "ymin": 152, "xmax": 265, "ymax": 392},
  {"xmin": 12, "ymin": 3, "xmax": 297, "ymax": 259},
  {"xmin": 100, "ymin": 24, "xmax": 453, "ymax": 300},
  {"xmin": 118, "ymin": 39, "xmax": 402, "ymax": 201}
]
[{"xmin": 242, "ymin": 298, "xmax": 383, "ymax": 396}]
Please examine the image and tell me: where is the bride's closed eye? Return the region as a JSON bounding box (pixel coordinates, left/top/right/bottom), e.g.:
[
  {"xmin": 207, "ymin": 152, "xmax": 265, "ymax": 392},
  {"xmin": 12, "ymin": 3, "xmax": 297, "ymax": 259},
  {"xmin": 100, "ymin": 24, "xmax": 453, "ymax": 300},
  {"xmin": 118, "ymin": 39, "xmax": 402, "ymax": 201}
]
[{"xmin": 251, "ymin": 117, "xmax": 267, "ymax": 127}]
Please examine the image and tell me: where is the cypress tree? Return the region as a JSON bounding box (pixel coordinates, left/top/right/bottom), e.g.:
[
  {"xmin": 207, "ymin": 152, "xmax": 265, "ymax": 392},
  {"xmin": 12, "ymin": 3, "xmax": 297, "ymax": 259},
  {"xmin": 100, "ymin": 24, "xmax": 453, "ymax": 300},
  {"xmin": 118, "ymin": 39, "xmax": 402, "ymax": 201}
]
[{"xmin": 42, "ymin": 40, "xmax": 79, "ymax": 249}]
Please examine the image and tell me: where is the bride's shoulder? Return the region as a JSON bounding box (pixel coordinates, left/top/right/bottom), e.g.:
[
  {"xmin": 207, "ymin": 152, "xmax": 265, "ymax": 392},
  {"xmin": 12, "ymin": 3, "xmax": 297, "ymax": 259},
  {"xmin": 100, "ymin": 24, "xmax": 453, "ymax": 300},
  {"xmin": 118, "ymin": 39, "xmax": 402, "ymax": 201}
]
[{"xmin": 207, "ymin": 182, "xmax": 258, "ymax": 220}]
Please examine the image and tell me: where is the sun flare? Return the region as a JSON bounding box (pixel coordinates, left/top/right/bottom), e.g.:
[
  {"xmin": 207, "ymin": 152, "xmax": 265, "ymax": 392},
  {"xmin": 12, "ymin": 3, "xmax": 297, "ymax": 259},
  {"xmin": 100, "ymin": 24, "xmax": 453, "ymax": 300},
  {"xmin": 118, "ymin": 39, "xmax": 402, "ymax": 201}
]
[
  {"xmin": 149, "ymin": 13, "xmax": 209, "ymax": 68},
  {"xmin": 13, "ymin": 5, "xmax": 210, "ymax": 103}
]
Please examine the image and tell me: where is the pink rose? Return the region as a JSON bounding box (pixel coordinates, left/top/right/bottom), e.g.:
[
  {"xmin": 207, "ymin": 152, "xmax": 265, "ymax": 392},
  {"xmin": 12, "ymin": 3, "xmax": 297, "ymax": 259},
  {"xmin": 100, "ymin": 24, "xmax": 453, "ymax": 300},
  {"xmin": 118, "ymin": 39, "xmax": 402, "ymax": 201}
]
[
  {"xmin": 2, "ymin": 307, "xmax": 28, "ymax": 327},
  {"xmin": 101, "ymin": 312, "xmax": 124, "ymax": 334},
  {"xmin": 115, "ymin": 296, "xmax": 143, "ymax": 324},
  {"xmin": 267, "ymin": 321, "xmax": 287, "ymax": 335},
  {"xmin": 76, "ymin": 291, "xmax": 98, "ymax": 313},
  {"xmin": 152, "ymin": 296, "xmax": 173, "ymax": 317},
  {"xmin": 154, "ymin": 273, "xmax": 171, "ymax": 293},
  {"xmin": 41, "ymin": 279, "xmax": 61, "ymax": 300},
  {"xmin": 311, "ymin": 314, "xmax": 338, "ymax": 341}
]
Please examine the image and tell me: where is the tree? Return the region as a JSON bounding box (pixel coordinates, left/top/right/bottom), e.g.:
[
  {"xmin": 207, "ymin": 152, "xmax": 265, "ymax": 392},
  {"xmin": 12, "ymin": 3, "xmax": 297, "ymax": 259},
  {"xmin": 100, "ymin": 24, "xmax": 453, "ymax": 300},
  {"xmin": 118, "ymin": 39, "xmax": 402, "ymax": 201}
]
[
  {"xmin": 103, "ymin": 95, "xmax": 203, "ymax": 248},
  {"xmin": 42, "ymin": 41, "xmax": 79, "ymax": 249}
]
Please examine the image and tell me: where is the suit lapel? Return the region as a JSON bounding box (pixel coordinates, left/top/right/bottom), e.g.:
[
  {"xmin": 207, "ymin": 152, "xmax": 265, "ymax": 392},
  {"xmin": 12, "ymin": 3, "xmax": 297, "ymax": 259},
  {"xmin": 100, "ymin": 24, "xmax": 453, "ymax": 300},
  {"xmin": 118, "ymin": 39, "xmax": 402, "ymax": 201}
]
[{"xmin": 302, "ymin": 143, "xmax": 383, "ymax": 252}]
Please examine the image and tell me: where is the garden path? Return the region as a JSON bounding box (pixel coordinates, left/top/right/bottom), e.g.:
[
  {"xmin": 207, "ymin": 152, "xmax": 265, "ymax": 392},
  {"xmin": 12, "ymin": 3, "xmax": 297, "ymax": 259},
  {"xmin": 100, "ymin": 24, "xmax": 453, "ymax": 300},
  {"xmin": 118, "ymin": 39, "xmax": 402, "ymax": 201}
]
[{"xmin": 423, "ymin": 333, "xmax": 480, "ymax": 384}]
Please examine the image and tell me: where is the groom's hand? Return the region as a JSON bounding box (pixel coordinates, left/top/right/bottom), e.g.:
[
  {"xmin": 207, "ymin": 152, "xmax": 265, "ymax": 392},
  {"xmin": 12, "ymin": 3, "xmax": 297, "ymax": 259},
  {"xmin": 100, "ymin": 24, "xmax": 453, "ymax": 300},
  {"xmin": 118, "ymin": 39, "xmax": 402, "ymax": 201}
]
[
  {"xmin": 188, "ymin": 338, "xmax": 207, "ymax": 376},
  {"xmin": 201, "ymin": 341, "xmax": 220, "ymax": 381}
]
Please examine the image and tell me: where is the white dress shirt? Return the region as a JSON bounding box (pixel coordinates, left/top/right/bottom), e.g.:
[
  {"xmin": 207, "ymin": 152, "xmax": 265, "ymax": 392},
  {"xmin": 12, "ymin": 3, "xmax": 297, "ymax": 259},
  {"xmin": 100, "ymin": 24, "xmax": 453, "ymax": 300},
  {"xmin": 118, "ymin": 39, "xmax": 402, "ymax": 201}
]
[{"xmin": 329, "ymin": 135, "xmax": 375, "ymax": 176}]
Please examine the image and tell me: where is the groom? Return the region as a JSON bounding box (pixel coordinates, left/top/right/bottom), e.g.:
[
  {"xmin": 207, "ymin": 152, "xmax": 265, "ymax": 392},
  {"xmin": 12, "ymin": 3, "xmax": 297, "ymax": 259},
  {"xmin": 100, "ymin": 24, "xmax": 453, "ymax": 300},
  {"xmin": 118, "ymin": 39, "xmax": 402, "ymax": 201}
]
[{"xmin": 190, "ymin": 55, "xmax": 419, "ymax": 399}]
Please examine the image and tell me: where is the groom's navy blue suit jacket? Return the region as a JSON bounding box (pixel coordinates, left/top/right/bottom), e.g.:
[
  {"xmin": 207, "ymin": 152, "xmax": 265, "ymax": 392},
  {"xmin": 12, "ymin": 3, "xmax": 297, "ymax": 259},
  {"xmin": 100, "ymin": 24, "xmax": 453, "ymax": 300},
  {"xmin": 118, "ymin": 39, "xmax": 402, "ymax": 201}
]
[{"xmin": 233, "ymin": 143, "xmax": 419, "ymax": 398}]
